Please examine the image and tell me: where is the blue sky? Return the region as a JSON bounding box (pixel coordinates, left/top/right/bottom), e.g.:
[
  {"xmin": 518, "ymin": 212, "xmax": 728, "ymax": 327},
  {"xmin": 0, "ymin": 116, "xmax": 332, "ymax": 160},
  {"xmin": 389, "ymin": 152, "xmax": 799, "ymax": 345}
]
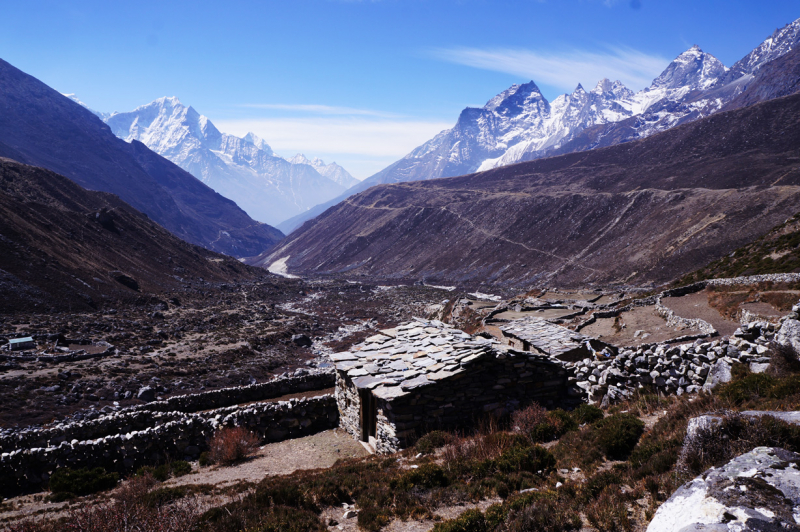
[{"xmin": 2, "ymin": 0, "xmax": 798, "ymax": 178}]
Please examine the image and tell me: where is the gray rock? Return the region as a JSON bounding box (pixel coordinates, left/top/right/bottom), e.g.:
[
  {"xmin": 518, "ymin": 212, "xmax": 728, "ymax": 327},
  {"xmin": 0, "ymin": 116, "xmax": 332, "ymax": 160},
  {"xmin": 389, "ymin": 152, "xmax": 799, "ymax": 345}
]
[
  {"xmin": 646, "ymin": 447, "xmax": 800, "ymax": 532},
  {"xmin": 775, "ymin": 318, "xmax": 800, "ymax": 355},
  {"xmin": 702, "ymin": 359, "xmax": 733, "ymax": 392},
  {"xmin": 137, "ymin": 386, "xmax": 156, "ymax": 402}
]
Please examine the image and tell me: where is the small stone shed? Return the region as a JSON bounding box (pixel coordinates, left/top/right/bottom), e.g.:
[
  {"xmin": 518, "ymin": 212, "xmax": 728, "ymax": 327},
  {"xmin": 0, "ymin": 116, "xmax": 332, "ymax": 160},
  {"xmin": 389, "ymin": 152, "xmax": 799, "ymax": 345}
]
[
  {"xmin": 332, "ymin": 318, "xmax": 573, "ymax": 453},
  {"xmin": 8, "ymin": 337, "xmax": 35, "ymax": 351},
  {"xmin": 499, "ymin": 317, "xmax": 612, "ymax": 361}
]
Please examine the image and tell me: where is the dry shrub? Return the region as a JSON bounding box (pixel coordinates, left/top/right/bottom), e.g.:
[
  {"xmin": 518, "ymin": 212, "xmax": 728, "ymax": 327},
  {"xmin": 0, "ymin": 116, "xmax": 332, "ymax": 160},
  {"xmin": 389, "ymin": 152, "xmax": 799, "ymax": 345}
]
[
  {"xmin": 767, "ymin": 341, "xmax": 800, "ymax": 378},
  {"xmin": 442, "ymin": 431, "xmax": 529, "ymax": 464},
  {"xmin": 586, "ymin": 491, "xmax": 632, "ymax": 532},
  {"xmin": 504, "ymin": 495, "xmax": 582, "ymax": 532},
  {"xmin": 678, "ymin": 412, "xmax": 800, "ymax": 475},
  {"xmin": 511, "ymin": 403, "xmax": 548, "ymax": 434},
  {"xmin": 209, "ymin": 426, "xmax": 260, "ymax": 465},
  {"xmin": 5, "ymin": 473, "xmax": 200, "ymax": 532}
]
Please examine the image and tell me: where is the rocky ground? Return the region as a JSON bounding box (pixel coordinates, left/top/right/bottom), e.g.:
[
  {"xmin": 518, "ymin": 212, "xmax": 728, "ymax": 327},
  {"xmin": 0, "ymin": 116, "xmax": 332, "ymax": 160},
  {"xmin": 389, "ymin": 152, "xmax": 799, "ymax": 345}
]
[{"xmin": 0, "ymin": 277, "xmax": 456, "ymax": 428}]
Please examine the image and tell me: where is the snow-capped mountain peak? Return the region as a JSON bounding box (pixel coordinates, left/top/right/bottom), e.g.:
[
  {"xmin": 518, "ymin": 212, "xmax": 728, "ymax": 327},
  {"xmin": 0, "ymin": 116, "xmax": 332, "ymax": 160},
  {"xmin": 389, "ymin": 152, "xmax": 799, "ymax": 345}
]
[
  {"xmin": 104, "ymin": 97, "xmax": 358, "ymax": 225},
  {"xmin": 62, "ymin": 93, "xmax": 111, "ymax": 120},
  {"xmin": 649, "ymin": 45, "xmax": 726, "ymax": 91},
  {"xmin": 287, "ymin": 153, "xmax": 359, "ymax": 188},
  {"xmin": 242, "ymin": 132, "xmax": 273, "ymax": 155}
]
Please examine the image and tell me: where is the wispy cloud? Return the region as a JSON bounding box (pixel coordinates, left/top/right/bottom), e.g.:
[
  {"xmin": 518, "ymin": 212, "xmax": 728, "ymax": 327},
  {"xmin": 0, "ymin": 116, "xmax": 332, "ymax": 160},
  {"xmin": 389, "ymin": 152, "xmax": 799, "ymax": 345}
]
[
  {"xmin": 215, "ymin": 116, "xmax": 451, "ymax": 178},
  {"xmin": 239, "ymin": 103, "xmax": 400, "ymax": 118},
  {"xmin": 430, "ymin": 45, "xmax": 669, "ymax": 92}
]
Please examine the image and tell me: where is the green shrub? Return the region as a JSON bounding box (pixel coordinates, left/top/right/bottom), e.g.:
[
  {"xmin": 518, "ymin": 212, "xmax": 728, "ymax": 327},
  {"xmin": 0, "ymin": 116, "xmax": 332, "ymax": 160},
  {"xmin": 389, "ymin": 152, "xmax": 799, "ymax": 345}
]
[
  {"xmin": 243, "ymin": 506, "xmax": 325, "ymax": 532},
  {"xmin": 504, "ymin": 495, "xmax": 582, "ymax": 532},
  {"xmin": 570, "ymin": 404, "xmax": 603, "ymax": 425},
  {"xmin": 255, "ymin": 477, "xmax": 318, "ymax": 512},
  {"xmin": 171, "ymin": 460, "xmax": 192, "ymax": 477},
  {"xmin": 484, "ymin": 503, "xmax": 506, "ymax": 530},
  {"xmin": 415, "ymin": 430, "xmax": 453, "ymax": 454},
  {"xmin": 720, "ymin": 373, "xmax": 776, "ymax": 404},
  {"xmin": 492, "ymin": 445, "xmax": 555, "ymax": 475},
  {"xmin": 583, "ymin": 470, "xmax": 622, "ymax": 500},
  {"xmin": 49, "ymin": 467, "xmax": 119, "ymax": 498},
  {"xmin": 135, "ymin": 465, "xmax": 169, "ymax": 482},
  {"xmin": 199, "ymin": 452, "xmax": 211, "ymax": 467},
  {"xmin": 393, "ymin": 463, "xmax": 450, "ymax": 490},
  {"xmin": 432, "ymin": 509, "xmax": 487, "ymax": 532},
  {"xmin": 769, "ymin": 375, "xmax": 800, "ymax": 398},
  {"xmin": 549, "ymin": 409, "xmax": 578, "ymax": 433},
  {"xmin": 593, "ymin": 414, "xmax": 645, "ymax": 460},
  {"xmin": 586, "ymin": 491, "xmax": 632, "ymax": 532},
  {"xmin": 143, "ymin": 486, "xmax": 187, "ymax": 508},
  {"xmin": 357, "ymin": 507, "xmax": 392, "ymax": 532}
]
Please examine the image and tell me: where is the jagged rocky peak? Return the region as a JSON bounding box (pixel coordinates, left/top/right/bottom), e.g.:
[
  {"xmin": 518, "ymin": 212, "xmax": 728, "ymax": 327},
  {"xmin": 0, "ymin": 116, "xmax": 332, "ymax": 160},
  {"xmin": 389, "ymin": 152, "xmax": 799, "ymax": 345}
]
[
  {"xmin": 483, "ymin": 81, "xmax": 548, "ymax": 114},
  {"xmin": 725, "ymin": 18, "xmax": 800, "ymax": 82},
  {"xmin": 591, "ymin": 78, "xmax": 634, "ymax": 99},
  {"xmin": 242, "ymin": 132, "xmax": 273, "ymax": 155},
  {"xmin": 650, "ymin": 45, "xmax": 726, "ymax": 91}
]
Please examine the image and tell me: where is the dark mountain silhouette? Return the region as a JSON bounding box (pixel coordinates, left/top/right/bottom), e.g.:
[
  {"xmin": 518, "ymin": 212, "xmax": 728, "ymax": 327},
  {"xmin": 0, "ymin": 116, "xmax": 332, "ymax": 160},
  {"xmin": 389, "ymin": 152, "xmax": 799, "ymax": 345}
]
[
  {"xmin": 252, "ymin": 92, "xmax": 800, "ymax": 288},
  {"xmin": 0, "ymin": 157, "xmax": 269, "ymax": 313},
  {"xmin": 0, "ymin": 59, "xmax": 283, "ymax": 258}
]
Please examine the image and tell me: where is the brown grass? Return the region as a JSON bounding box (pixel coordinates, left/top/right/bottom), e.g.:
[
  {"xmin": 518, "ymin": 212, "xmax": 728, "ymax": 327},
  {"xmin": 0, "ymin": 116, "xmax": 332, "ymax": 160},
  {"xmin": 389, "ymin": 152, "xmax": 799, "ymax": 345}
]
[{"xmin": 208, "ymin": 426, "xmax": 261, "ymax": 465}]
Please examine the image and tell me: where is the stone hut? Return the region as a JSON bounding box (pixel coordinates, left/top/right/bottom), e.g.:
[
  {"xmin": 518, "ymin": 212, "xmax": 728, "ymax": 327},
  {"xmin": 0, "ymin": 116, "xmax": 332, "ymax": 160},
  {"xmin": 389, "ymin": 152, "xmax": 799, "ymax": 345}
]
[
  {"xmin": 332, "ymin": 318, "xmax": 573, "ymax": 453},
  {"xmin": 499, "ymin": 317, "xmax": 612, "ymax": 361}
]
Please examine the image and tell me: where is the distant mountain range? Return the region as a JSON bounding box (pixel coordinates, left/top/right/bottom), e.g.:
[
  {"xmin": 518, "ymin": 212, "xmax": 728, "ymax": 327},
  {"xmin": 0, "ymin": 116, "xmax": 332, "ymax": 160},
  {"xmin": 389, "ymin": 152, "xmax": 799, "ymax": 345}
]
[
  {"xmin": 254, "ymin": 89, "xmax": 800, "ymax": 287},
  {"xmin": 279, "ymin": 18, "xmax": 800, "ymax": 234},
  {"xmin": 0, "ymin": 59, "xmax": 283, "ymax": 258},
  {"xmin": 99, "ymin": 97, "xmax": 357, "ymax": 226}
]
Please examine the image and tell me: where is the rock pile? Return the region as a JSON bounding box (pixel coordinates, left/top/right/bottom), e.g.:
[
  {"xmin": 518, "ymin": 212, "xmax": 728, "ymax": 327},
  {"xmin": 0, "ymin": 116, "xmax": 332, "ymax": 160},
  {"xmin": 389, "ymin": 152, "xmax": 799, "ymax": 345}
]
[{"xmin": 566, "ymin": 324, "xmax": 777, "ymax": 406}]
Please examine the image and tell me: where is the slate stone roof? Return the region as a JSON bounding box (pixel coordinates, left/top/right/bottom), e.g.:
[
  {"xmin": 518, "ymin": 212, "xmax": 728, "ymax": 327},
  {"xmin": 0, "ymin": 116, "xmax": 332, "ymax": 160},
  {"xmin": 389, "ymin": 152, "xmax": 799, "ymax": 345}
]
[
  {"xmin": 331, "ymin": 318, "xmax": 499, "ymax": 401},
  {"xmin": 499, "ymin": 317, "xmax": 591, "ymax": 359}
]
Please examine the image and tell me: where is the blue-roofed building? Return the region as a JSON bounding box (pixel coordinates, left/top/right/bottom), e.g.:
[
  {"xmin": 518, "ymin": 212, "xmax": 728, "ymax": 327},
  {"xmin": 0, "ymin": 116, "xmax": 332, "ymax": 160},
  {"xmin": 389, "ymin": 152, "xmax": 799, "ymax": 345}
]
[{"xmin": 8, "ymin": 337, "xmax": 35, "ymax": 351}]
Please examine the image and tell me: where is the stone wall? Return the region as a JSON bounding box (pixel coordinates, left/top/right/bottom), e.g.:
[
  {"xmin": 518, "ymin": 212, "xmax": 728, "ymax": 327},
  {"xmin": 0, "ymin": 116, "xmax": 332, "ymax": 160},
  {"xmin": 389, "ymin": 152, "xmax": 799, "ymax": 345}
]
[
  {"xmin": 0, "ymin": 395, "xmax": 337, "ymax": 497},
  {"xmin": 129, "ymin": 372, "xmax": 334, "ymax": 414},
  {"xmin": 338, "ymin": 349, "xmax": 575, "ymax": 453},
  {"xmin": 0, "ymin": 372, "xmax": 334, "ymax": 452},
  {"xmin": 568, "ymin": 321, "xmax": 777, "ymax": 406}
]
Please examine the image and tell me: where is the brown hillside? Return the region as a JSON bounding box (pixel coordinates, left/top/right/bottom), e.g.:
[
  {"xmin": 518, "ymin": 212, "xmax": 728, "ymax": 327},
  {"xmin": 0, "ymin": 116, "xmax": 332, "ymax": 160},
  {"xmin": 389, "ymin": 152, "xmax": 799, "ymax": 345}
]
[
  {"xmin": 253, "ymin": 92, "xmax": 800, "ymax": 288},
  {"xmin": 0, "ymin": 158, "xmax": 267, "ymax": 312}
]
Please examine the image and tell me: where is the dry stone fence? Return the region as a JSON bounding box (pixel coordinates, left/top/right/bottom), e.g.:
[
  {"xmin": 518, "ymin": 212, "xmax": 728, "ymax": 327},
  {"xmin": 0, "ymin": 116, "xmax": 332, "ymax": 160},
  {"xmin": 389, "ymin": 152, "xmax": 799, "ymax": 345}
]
[{"xmin": 0, "ymin": 372, "xmax": 337, "ymax": 497}]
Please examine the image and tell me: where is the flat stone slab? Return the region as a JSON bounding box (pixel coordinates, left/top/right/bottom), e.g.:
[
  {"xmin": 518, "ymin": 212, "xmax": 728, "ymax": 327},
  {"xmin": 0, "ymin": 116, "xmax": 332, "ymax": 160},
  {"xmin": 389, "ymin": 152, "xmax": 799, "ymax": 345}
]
[
  {"xmin": 647, "ymin": 447, "xmax": 800, "ymax": 532},
  {"xmin": 499, "ymin": 317, "xmax": 595, "ymax": 360}
]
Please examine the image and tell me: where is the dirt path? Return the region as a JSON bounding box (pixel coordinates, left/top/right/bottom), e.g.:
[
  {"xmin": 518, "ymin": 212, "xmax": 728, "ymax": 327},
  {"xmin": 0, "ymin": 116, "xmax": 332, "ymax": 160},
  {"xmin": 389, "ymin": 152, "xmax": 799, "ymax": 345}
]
[
  {"xmin": 582, "ymin": 306, "xmax": 699, "ymax": 347},
  {"xmin": 661, "ymin": 290, "xmax": 740, "ymax": 337},
  {"xmin": 166, "ymin": 428, "xmax": 369, "ymax": 488}
]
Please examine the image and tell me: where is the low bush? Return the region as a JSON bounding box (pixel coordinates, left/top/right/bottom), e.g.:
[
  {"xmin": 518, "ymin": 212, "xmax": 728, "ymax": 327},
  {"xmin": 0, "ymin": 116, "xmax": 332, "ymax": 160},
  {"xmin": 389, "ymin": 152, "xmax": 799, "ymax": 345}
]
[
  {"xmin": 679, "ymin": 412, "xmax": 800, "ymax": 475},
  {"xmin": 209, "ymin": 426, "xmax": 260, "ymax": 465},
  {"xmin": 48, "ymin": 467, "xmax": 119, "ymax": 499},
  {"xmin": 171, "ymin": 460, "xmax": 192, "ymax": 477},
  {"xmin": 570, "ymin": 403, "xmax": 604, "ymax": 425},
  {"xmin": 242, "ymin": 506, "xmax": 325, "ymax": 532},
  {"xmin": 512, "ymin": 404, "xmax": 580, "ymax": 443},
  {"xmin": 415, "ymin": 430, "xmax": 454, "ymax": 454},
  {"xmin": 593, "ymin": 414, "xmax": 645, "ymax": 460},
  {"xmin": 720, "ymin": 373, "xmax": 776, "ymax": 404},
  {"xmin": 432, "ymin": 508, "xmax": 487, "ymax": 532},
  {"xmin": 393, "ymin": 463, "xmax": 450, "ymax": 490},
  {"xmin": 198, "ymin": 452, "xmax": 212, "ymax": 466},
  {"xmin": 504, "ymin": 494, "xmax": 583, "ymax": 532},
  {"xmin": 586, "ymin": 491, "xmax": 633, "ymax": 532}
]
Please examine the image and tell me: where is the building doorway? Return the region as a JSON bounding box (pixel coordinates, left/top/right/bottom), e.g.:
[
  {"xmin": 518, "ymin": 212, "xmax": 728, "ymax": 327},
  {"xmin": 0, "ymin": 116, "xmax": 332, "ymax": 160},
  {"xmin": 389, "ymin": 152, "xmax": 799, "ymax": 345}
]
[{"xmin": 359, "ymin": 389, "xmax": 377, "ymax": 449}]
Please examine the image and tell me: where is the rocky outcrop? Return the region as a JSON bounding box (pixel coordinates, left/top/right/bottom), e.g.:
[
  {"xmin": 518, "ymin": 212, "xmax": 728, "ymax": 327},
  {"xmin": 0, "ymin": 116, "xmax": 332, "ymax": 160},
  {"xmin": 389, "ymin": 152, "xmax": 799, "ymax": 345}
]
[{"xmin": 647, "ymin": 447, "xmax": 800, "ymax": 531}]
